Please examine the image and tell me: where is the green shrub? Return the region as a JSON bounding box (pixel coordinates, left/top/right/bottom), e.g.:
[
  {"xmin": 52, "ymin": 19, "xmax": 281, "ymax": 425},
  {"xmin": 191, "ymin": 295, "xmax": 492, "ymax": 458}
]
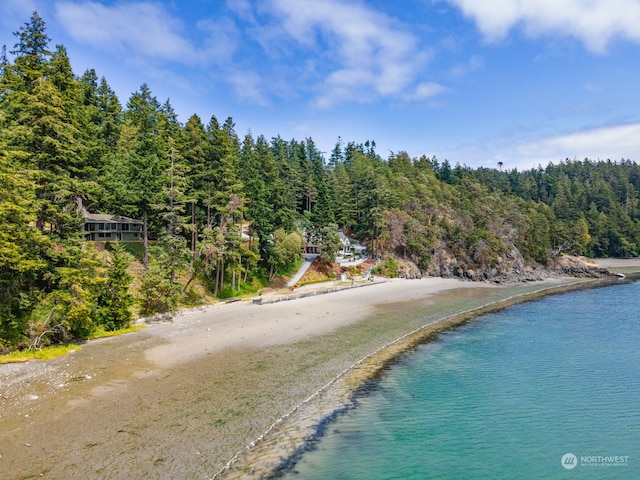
[{"xmin": 373, "ymin": 257, "xmax": 398, "ymax": 278}]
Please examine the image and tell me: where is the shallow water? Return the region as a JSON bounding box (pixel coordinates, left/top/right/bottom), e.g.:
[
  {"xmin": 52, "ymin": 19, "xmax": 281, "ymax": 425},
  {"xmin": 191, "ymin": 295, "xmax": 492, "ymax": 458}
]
[{"xmin": 282, "ymin": 280, "xmax": 640, "ymax": 479}]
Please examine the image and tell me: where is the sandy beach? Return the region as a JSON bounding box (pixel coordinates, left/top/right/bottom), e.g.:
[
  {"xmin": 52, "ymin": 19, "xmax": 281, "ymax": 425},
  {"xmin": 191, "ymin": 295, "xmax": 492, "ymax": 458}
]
[{"xmin": 0, "ymin": 274, "xmax": 623, "ymax": 479}]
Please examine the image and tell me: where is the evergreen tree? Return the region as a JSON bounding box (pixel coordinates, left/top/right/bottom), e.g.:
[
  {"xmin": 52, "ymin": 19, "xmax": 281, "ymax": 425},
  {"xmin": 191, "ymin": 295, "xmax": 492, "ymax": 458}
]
[
  {"xmin": 307, "ymin": 138, "xmax": 334, "ymax": 227},
  {"xmin": 270, "ymin": 136, "xmax": 299, "ymax": 230},
  {"xmin": 10, "ymin": 11, "xmax": 50, "ymax": 89},
  {"xmin": 239, "ymin": 133, "xmax": 269, "ymax": 249},
  {"xmin": 94, "ymin": 243, "xmax": 133, "ymax": 330},
  {"xmin": 6, "ymin": 16, "xmax": 85, "ymax": 238},
  {"xmin": 119, "ymin": 84, "xmax": 169, "ymax": 267},
  {"xmin": 330, "ymin": 162, "xmax": 356, "ymax": 230},
  {"xmin": 319, "ymin": 224, "xmax": 342, "ymax": 263},
  {"xmin": 207, "ymin": 116, "xmax": 244, "ymax": 219},
  {"xmin": 179, "ymin": 113, "xmax": 209, "ymax": 261},
  {"xmin": 0, "ymin": 136, "xmax": 50, "ymax": 346},
  {"xmin": 96, "ymin": 76, "xmax": 123, "ymax": 151}
]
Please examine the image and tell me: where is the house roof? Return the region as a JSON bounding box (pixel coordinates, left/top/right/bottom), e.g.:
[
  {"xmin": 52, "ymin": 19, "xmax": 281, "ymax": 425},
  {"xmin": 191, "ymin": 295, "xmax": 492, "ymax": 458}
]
[
  {"xmin": 84, "ymin": 213, "xmax": 142, "ymax": 224},
  {"xmin": 338, "ymin": 230, "xmax": 352, "ymax": 244}
]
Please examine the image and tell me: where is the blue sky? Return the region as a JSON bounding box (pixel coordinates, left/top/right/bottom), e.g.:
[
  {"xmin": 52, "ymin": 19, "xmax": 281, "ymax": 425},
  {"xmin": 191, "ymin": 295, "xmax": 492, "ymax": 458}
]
[{"xmin": 3, "ymin": 0, "xmax": 640, "ymax": 170}]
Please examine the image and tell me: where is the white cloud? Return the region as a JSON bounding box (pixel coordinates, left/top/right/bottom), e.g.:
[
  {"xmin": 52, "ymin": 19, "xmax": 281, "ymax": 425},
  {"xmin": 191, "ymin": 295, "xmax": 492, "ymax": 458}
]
[
  {"xmin": 448, "ymin": 55, "xmax": 484, "ymax": 78},
  {"xmin": 196, "ymin": 18, "xmax": 240, "ymax": 64},
  {"xmin": 55, "ymin": 2, "xmax": 192, "ymax": 61},
  {"xmin": 442, "ymin": 123, "xmax": 640, "ymax": 170},
  {"xmin": 3, "ymin": 0, "xmax": 40, "ymax": 20},
  {"xmin": 261, "ymin": 0, "xmax": 436, "ymax": 107},
  {"xmin": 513, "ymin": 123, "xmax": 640, "ymax": 166},
  {"xmin": 1, "ymin": 0, "xmax": 47, "ymax": 42},
  {"xmin": 445, "ymin": 0, "xmax": 640, "ymax": 53},
  {"xmin": 405, "ymin": 82, "xmax": 449, "ymax": 101},
  {"xmin": 228, "ymin": 70, "xmax": 270, "ymax": 106},
  {"xmin": 54, "ymin": 1, "xmax": 237, "ymax": 65},
  {"xmin": 225, "ymin": 0, "xmax": 255, "ymax": 22}
]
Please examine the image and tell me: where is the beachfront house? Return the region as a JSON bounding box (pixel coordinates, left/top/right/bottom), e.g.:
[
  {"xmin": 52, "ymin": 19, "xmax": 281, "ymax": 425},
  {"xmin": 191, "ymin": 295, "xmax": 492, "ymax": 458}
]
[
  {"xmin": 83, "ymin": 213, "xmax": 143, "ymax": 241},
  {"xmin": 336, "ymin": 230, "xmax": 368, "ymax": 264},
  {"xmin": 338, "ymin": 230, "xmax": 352, "ymax": 255}
]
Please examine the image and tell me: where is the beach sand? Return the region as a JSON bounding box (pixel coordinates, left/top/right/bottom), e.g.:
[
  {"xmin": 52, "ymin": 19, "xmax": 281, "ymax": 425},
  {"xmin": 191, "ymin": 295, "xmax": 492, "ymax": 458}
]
[
  {"xmin": 0, "ymin": 275, "xmax": 621, "ymax": 479},
  {"xmin": 593, "ymin": 257, "xmax": 640, "ymax": 273}
]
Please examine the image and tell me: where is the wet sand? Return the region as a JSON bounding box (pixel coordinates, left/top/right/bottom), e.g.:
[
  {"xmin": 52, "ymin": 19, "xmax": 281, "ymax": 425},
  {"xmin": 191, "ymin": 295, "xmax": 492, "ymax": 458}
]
[
  {"xmin": 593, "ymin": 257, "xmax": 640, "ymax": 273},
  {"xmin": 0, "ymin": 276, "xmax": 620, "ymax": 479}
]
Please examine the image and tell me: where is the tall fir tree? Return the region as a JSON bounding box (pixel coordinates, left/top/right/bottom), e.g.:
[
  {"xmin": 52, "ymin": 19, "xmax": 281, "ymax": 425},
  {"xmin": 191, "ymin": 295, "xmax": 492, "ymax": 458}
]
[
  {"xmin": 5, "ymin": 13, "xmax": 85, "ymax": 237},
  {"xmin": 118, "ymin": 84, "xmax": 169, "ymax": 267}
]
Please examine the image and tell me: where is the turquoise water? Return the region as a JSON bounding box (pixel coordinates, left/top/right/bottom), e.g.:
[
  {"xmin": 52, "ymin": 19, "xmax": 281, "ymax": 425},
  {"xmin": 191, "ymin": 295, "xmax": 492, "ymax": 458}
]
[{"xmin": 282, "ymin": 281, "xmax": 640, "ymax": 479}]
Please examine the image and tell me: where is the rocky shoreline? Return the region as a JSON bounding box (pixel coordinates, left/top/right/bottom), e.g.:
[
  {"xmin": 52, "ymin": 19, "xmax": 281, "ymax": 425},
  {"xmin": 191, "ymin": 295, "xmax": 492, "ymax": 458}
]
[{"xmin": 390, "ymin": 253, "xmax": 615, "ymax": 282}]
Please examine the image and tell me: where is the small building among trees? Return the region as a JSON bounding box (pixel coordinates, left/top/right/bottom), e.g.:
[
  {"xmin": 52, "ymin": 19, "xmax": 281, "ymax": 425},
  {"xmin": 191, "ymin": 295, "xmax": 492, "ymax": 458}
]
[{"xmin": 83, "ymin": 213, "xmax": 143, "ymax": 241}]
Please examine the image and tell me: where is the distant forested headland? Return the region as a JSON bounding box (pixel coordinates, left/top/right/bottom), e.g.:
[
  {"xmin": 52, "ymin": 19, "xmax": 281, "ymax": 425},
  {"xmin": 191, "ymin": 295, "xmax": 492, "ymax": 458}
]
[{"xmin": 1, "ymin": 12, "xmax": 638, "ymax": 351}]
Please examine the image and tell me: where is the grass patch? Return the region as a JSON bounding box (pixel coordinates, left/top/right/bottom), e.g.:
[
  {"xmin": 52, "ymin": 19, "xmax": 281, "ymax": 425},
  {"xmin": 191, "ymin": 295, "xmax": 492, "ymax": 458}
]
[
  {"xmin": 87, "ymin": 324, "xmax": 146, "ymax": 340},
  {"xmin": 211, "ymin": 261, "xmax": 304, "ymax": 299},
  {"xmin": 216, "ymin": 274, "xmax": 273, "ymax": 299},
  {"xmin": 112, "ymin": 241, "xmax": 145, "ymax": 261},
  {"xmin": 296, "ymin": 277, "xmax": 335, "ymax": 287},
  {"xmin": 251, "ymin": 360, "xmax": 267, "ymax": 372},
  {"xmin": 0, "ymin": 344, "xmax": 80, "ymax": 364},
  {"xmin": 0, "ymin": 325, "xmax": 144, "ymax": 364}
]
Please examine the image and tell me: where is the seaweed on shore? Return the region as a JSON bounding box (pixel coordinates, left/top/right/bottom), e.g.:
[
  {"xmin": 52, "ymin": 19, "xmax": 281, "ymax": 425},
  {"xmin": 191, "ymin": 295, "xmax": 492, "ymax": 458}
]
[{"xmin": 257, "ymin": 275, "xmax": 628, "ymax": 479}]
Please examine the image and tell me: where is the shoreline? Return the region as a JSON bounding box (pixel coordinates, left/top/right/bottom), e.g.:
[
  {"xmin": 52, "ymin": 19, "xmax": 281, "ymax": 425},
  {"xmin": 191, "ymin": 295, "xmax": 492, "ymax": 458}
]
[
  {"xmin": 215, "ymin": 275, "xmax": 627, "ymax": 479},
  {"xmin": 0, "ymin": 271, "xmax": 634, "ymax": 480}
]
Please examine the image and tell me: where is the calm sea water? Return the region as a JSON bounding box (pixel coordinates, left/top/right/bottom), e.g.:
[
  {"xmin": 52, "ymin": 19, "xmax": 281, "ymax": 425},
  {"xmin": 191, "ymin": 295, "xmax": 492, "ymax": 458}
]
[{"xmin": 282, "ymin": 280, "xmax": 640, "ymax": 479}]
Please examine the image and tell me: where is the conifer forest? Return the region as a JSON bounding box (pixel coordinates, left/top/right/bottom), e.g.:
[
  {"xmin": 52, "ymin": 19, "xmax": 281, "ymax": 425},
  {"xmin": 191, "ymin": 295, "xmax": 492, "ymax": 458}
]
[{"xmin": 2, "ymin": 13, "xmax": 640, "ymax": 351}]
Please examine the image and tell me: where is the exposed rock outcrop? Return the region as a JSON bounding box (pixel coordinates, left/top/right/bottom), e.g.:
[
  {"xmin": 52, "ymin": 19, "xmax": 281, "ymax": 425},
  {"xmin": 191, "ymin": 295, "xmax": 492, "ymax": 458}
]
[
  {"xmin": 546, "ymin": 255, "xmax": 613, "ymax": 279},
  {"xmin": 419, "ymin": 244, "xmax": 614, "ymax": 283},
  {"xmin": 394, "ymin": 258, "xmax": 422, "ymax": 279},
  {"xmin": 424, "ymin": 241, "xmax": 543, "ymax": 282}
]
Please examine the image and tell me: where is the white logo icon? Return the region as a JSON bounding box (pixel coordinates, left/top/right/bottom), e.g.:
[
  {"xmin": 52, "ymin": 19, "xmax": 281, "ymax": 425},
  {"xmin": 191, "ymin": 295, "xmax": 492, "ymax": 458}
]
[{"xmin": 562, "ymin": 453, "xmax": 578, "ymax": 470}]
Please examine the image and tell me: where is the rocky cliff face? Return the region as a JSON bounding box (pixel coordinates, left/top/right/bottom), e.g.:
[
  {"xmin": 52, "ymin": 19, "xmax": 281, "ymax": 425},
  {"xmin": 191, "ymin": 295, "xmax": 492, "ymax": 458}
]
[
  {"xmin": 424, "ymin": 239, "xmax": 542, "ymax": 282},
  {"xmin": 413, "ymin": 245, "xmax": 613, "ymax": 283},
  {"xmin": 545, "ymin": 255, "xmax": 613, "ymax": 279},
  {"xmin": 380, "ymin": 210, "xmax": 615, "ymax": 283},
  {"xmin": 393, "ymin": 258, "xmax": 423, "ymax": 279}
]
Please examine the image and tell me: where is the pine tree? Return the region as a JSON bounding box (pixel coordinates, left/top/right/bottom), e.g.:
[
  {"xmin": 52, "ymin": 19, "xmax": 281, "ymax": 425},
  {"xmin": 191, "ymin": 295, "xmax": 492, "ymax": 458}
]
[
  {"xmin": 96, "ymin": 76, "xmax": 123, "ymax": 151},
  {"xmin": 10, "ymin": 11, "xmax": 51, "ymax": 89},
  {"xmin": 0, "ymin": 135, "xmax": 50, "ymax": 345},
  {"xmin": 307, "ymin": 138, "xmax": 334, "ymax": 227},
  {"xmin": 94, "ymin": 243, "xmax": 133, "ymax": 330},
  {"xmin": 330, "ymin": 162, "xmax": 356, "ymax": 230},
  {"xmin": 119, "ymin": 84, "xmax": 169, "ymax": 267},
  {"xmin": 155, "ymin": 137, "xmax": 192, "ymax": 285},
  {"xmin": 208, "ymin": 116, "xmax": 244, "ymax": 218},
  {"xmin": 178, "ymin": 113, "xmax": 208, "ymax": 262},
  {"xmin": 5, "ymin": 15, "xmax": 85, "ymax": 238},
  {"xmin": 270, "ymin": 136, "xmax": 299, "ymax": 230}
]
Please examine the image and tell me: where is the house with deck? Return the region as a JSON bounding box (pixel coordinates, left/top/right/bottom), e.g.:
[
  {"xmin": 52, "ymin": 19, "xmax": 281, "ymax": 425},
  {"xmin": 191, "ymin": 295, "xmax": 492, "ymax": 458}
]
[{"xmin": 83, "ymin": 213, "xmax": 143, "ymax": 241}]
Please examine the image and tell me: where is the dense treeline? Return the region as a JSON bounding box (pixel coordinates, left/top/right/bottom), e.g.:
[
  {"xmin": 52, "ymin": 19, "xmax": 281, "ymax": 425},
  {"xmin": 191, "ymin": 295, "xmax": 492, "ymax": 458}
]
[
  {"xmin": 1, "ymin": 13, "xmax": 638, "ymax": 351},
  {"xmin": 469, "ymin": 160, "xmax": 640, "ymax": 257}
]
